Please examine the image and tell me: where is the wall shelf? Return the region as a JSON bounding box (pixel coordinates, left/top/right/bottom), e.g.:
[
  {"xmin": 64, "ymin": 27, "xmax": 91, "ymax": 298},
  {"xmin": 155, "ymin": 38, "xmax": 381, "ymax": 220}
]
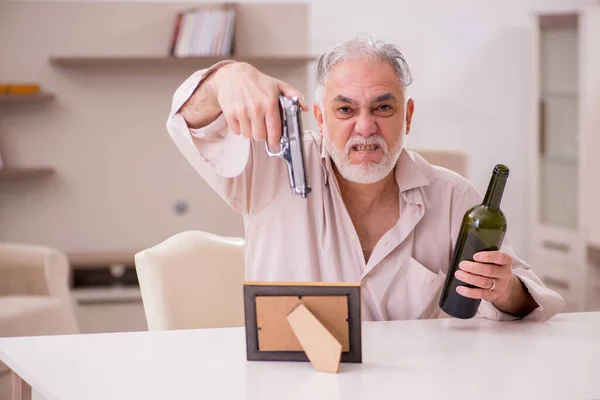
[
  {"xmin": 0, "ymin": 93, "xmax": 54, "ymax": 104},
  {"xmin": 48, "ymin": 55, "xmax": 315, "ymax": 68},
  {"xmin": 0, "ymin": 167, "xmax": 55, "ymax": 181}
]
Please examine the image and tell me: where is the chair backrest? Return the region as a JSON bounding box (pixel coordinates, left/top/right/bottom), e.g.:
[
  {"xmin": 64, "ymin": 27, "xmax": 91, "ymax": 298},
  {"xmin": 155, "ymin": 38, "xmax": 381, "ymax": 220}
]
[
  {"xmin": 409, "ymin": 148, "xmax": 470, "ymax": 178},
  {"xmin": 134, "ymin": 231, "xmax": 245, "ymax": 331}
]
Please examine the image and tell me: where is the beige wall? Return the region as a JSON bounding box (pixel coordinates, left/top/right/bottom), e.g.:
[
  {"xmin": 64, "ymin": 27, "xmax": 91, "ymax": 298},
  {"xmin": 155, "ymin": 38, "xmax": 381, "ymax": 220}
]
[
  {"xmin": 2, "ymin": 0, "xmax": 597, "ymax": 260},
  {"xmin": 0, "ymin": 2, "xmax": 309, "ymax": 253}
]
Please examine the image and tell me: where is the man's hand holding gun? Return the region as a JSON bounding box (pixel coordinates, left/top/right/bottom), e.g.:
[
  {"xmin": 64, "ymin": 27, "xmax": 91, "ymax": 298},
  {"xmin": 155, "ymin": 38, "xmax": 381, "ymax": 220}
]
[{"xmin": 180, "ymin": 62, "xmax": 311, "ymax": 198}]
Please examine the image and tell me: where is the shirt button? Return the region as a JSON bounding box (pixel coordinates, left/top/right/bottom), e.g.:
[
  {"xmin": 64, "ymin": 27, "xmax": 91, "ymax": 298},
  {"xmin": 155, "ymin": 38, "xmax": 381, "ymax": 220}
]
[{"xmin": 351, "ymin": 233, "xmax": 357, "ymax": 240}]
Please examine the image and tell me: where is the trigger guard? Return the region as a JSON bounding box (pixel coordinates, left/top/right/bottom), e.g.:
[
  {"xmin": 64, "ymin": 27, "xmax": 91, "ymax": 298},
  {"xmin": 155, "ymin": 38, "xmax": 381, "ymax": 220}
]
[{"xmin": 265, "ymin": 137, "xmax": 288, "ymax": 158}]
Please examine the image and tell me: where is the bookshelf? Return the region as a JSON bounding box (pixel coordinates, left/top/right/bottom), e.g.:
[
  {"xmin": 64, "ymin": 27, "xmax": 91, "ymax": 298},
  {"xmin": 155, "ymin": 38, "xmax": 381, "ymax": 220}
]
[
  {"xmin": 0, "ymin": 93, "xmax": 54, "ymax": 104},
  {"xmin": 0, "ymin": 86, "xmax": 56, "ymax": 181},
  {"xmin": 0, "ymin": 167, "xmax": 55, "ymax": 181},
  {"xmin": 46, "ymin": 2, "xmax": 313, "ymax": 65},
  {"xmin": 48, "ymin": 55, "xmax": 315, "ymax": 68},
  {"xmin": 0, "ymin": 0, "xmax": 314, "ymax": 334},
  {"xmin": 0, "ymin": 2, "xmax": 312, "ymax": 297}
]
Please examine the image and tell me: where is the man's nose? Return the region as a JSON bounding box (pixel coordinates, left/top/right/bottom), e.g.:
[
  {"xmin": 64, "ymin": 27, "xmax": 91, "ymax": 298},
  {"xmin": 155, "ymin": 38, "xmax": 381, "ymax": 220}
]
[{"xmin": 354, "ymin": 112, "xmax": 377, "ymax": 137}]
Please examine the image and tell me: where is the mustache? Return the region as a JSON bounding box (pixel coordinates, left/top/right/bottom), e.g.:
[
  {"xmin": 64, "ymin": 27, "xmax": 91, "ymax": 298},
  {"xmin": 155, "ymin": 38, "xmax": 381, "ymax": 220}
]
[{"xmin": 344, "ymin": 135, "xmax": 388, "ymax": 154}]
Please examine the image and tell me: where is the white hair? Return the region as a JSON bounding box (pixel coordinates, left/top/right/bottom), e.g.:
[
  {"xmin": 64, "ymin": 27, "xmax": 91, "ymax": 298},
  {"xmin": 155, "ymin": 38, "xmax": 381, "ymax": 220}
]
[{"xmin": 314, "ymin": 32, "xmax": 413, "ymax": 106}]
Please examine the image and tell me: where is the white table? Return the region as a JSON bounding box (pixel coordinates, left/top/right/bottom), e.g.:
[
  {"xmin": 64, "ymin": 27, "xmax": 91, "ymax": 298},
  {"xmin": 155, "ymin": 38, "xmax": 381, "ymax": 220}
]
[{"xmin": 1, "ymin": 312, "xmax": 599, "ymax": 400}]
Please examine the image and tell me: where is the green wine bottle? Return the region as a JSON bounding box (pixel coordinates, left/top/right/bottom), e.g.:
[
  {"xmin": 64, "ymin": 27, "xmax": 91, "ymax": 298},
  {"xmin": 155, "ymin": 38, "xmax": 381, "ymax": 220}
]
[{"xmin": 439, "ymin": 164, "xmax": 509, "ymax": 319}]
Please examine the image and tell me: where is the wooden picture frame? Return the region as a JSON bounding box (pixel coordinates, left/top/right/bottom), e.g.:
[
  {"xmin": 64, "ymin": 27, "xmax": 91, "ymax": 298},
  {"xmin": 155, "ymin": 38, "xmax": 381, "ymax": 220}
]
[{"xmin": 243, "ymin": 281, "xmax": 362, "ymax": 364}]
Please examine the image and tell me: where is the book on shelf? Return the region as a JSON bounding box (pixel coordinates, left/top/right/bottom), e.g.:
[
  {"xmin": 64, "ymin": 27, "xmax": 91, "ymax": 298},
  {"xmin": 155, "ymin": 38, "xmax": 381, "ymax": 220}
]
[
  {"xmin": 0, "ymin": 83, "xmax": 40, "ymax": 96},
  {"xmin": 169, "ymin": 7, "xmax": 236, "ymax": 58}
]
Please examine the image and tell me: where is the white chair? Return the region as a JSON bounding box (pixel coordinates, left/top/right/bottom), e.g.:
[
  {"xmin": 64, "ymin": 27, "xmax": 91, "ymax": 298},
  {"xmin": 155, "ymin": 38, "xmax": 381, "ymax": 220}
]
[
  {"xmin": 410, "ymin": 148, "xmax": 470, "ymax": 178},
  {"xmin": 134, "ymin": 231, "xmax": 245, "ymax": 331},
  {"xmin": 0, "ymin": 243, "xmax": 79, "ymax": 400}
]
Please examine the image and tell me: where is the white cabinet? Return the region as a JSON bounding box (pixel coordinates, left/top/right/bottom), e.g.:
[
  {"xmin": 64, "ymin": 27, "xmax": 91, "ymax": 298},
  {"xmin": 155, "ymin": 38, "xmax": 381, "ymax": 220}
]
[{"xmin": 530, "ymin": 9, "xmax": 600, "ymax": 312}]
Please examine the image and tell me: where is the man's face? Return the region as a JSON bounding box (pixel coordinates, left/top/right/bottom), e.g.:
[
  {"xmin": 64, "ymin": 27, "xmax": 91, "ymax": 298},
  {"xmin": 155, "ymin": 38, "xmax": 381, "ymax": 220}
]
[{"xmin": 314, "ymin": 59, "xmax": 414, "ymax": 184}]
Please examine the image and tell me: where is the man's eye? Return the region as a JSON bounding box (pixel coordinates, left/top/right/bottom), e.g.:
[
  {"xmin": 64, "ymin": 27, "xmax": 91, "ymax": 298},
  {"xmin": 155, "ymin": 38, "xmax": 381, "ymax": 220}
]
[
  {"xmin": 377, "ymin": 104, "xmax": 392, "ymax": 111},
  {"xmin": 338, "ymin": 106, "xmax": 352, "ymax": 114}
]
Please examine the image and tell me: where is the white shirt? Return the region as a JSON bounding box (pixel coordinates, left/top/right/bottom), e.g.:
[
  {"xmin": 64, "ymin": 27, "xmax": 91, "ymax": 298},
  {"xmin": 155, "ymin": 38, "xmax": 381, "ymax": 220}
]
[{"xmin": 166, "ymin": 62, "xmax": 565, "ymax": 321}]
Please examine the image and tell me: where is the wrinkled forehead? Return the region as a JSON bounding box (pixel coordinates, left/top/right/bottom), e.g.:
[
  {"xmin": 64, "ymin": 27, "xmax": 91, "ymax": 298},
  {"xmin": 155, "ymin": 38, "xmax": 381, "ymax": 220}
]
[{"xmin": 323, "ymin": 59, "xmax": 405, "ymax": 104}]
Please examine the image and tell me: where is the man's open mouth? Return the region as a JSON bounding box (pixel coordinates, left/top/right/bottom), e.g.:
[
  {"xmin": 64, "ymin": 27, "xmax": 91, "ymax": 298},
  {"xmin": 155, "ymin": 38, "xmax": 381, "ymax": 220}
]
[{"xmin": 352, "ymin": 144, "xmax": 379, "ymax": 151}]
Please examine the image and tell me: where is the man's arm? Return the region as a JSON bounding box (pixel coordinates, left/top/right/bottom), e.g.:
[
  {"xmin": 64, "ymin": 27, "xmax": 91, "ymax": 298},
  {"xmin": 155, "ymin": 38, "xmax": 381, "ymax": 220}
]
[
  {"xmin": 178, "ymin": 61, "xmax": 307, "ymax": 148},
  {"xmin": 166, "ymin": 61, "xmax": 308, "ymax": 215},
  {"xmin": 494, "ymin": 275, "xmax": 540, "ymax": 317},
  {"xmin": 179, "ymin": 63, "xmax": 225, "ymax": 129}
]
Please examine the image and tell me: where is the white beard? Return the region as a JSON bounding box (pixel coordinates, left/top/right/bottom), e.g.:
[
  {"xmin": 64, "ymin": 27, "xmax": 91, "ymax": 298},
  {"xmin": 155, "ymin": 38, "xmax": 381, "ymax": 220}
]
[{"xmin": 323, "ymin": 125, "xmax": 405, "ymax": 184}]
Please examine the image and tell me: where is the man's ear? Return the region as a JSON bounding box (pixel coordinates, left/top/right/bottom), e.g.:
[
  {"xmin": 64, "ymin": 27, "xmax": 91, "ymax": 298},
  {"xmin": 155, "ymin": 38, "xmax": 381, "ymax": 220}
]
[
  {"xmin": 405, "ymin": 98, "xmax": 415, "ymax": 135},
  {"xmin": 313, "ymin": 103, "xmax": 324, "ymax": 137}
]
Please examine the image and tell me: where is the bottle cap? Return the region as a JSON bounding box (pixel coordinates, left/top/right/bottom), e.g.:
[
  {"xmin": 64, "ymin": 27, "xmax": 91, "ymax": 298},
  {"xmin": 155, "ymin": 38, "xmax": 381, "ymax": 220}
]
[{"xmin": 494, "ymin": 164, "xmax": 510, "ymax": 176}]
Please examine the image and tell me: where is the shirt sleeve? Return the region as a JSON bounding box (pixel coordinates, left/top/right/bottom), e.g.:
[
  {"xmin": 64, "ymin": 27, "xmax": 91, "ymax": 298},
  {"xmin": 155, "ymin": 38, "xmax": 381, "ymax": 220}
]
[
  {"xmin": 165, "ymin": 61, "xmax": 286, "ymax": 215},
  {"xmin": 450, "ymin": 183, "xmax": 565, "ymax": 321}
]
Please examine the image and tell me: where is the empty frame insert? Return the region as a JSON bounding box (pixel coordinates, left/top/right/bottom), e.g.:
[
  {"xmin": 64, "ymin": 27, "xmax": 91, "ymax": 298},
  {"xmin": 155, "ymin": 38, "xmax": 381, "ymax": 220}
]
[{"xmin": 243, "ymin": 281, "xmax": 362, "ymax": 363}]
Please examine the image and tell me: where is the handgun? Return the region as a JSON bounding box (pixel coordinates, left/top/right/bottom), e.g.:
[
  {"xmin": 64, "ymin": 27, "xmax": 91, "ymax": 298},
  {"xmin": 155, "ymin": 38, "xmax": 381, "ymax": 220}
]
[{"xmin": 265, "ymin": 95, "xmax": 311, "ymax": 198}]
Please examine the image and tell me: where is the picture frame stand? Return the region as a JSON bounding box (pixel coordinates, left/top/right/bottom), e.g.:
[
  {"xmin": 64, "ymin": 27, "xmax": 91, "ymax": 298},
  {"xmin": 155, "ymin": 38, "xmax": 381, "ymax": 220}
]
[{"xmin": 287, "ymin": 303, "xmax": 342, "ymax": 373}]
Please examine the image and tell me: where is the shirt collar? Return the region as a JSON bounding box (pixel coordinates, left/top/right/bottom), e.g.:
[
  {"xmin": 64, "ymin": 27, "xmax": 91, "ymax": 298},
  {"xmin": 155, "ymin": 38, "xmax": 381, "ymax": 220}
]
[
  {"xmin": 393, "ymin": 148, "xmax": 430, "ymax": 192},
  {"xmin": 319, "ymin": 138, "xmax": 429, "ymax": 193}
]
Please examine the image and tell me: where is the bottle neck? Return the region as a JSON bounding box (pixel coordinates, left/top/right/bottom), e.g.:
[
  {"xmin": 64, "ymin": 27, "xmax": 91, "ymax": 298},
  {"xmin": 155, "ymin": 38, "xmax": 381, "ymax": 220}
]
[{"xmin": 483, "ymin": 173, "xmax": 508, "ymax": 210}]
